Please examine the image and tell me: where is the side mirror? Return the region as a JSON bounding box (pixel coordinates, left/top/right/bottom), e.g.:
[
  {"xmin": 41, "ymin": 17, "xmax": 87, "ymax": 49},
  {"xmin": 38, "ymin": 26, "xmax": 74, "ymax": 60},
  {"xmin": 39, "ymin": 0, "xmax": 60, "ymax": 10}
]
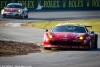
[
  {"xmin": 45, "ymin": 29, "xmax": 48, "ymax": 32},
  {"xmin": 91, "ymin": 31, "xmax": 94, "ymax": 34}
]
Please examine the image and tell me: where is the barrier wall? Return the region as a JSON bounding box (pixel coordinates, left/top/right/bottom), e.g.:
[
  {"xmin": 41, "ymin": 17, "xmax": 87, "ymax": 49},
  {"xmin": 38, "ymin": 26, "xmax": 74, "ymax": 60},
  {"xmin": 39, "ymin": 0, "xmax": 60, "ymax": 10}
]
[{"xmin": 0, "ymin": 0, "xmax": 100, "ymax": 11}]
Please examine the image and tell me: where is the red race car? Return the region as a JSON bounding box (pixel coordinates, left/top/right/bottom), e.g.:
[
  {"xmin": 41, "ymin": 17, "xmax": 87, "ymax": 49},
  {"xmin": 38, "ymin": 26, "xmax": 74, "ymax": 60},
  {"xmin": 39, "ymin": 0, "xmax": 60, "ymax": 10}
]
[{"xmin": 43, "ymin": 23, "xmax": 98, "ymax": 50}]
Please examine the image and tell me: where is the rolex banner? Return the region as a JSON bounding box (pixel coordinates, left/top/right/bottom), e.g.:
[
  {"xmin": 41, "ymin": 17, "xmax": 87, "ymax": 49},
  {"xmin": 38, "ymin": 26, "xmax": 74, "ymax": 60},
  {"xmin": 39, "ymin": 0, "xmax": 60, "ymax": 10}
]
[{"xmin": 0, "ymin": 0, "xmax": 100, "ymax": 11}]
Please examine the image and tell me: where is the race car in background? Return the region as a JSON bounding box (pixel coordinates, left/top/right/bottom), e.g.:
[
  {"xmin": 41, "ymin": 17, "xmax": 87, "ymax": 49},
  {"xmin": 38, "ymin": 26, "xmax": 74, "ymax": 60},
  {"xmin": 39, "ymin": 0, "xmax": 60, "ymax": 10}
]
[
  {"xmin": 1, "ymin": 3, "xmax": 29, "ymax": 19},
  {"xmin": 43, "ymin": 22, "xmax": 98, "ymax": 50}
]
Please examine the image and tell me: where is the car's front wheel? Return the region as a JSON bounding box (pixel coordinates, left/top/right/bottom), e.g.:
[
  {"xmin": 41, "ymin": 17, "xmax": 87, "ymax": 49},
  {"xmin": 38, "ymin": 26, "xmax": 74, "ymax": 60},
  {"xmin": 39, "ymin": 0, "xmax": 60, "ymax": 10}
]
[
  {"xmin": 1, "ymin": 15, "xmax": 5, "ymax": 18},
  {"xmin": 94, "ymin": 34, "xmax": 98, "ymax": 49},
  {"xmin": 2, "ymin": 16, "xmax": 5, "ymax": 18},
  {"xmin": 24, "ymin": 15, "xmax": 28, "ymax": 18},
  {"xmin": 89, "ymin": 40, "xmax": 92, "ymax": 50},
  {"xmin": 44, "ymin": 47, "xmax": 51, "ymax": 50},
  {"xmin": 19, "ymin": 12, "xmax": 25, "ymax": 19}
]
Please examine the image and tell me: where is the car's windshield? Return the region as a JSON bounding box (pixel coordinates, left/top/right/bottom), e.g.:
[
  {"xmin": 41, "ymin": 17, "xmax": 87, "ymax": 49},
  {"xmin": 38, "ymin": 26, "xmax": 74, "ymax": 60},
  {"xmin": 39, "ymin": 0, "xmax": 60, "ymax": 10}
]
[
  {"xmin": 52, "ymin": 26, "xmax": 86, "ymax": 33},
  {"xmin": 6, "ymin": 5, "xmax": 22, "ymax": 8}
]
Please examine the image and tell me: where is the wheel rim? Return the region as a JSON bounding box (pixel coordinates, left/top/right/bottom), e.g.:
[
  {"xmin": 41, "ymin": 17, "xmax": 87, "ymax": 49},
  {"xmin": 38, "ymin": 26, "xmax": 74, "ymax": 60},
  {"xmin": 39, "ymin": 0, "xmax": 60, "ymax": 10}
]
[
  {"xmin": 90, "ymin": 41, "xmax": 92, "ymax": 49},
  {"xmin": 22, "ymin": 14, "xmax": 24, "ymax": 18}
]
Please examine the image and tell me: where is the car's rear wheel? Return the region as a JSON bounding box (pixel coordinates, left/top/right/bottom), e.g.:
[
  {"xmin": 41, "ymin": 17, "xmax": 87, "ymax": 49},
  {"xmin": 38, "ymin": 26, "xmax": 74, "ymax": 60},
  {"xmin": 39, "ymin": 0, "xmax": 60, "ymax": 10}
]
[{"xmin": 94, "ymin": 34, "xmax": 98, "ymax": 49}]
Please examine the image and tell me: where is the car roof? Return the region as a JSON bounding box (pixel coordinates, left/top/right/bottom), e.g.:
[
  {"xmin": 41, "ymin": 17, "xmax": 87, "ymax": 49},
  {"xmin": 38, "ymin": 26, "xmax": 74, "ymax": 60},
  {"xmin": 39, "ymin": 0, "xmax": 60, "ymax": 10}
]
[
  {"xmin": 56, "ymin": 22, "xmax": 85, "ymax": 27},
  {"xmin": 7, "ymin": 3, "xmax": 22, "ymax": 6}
]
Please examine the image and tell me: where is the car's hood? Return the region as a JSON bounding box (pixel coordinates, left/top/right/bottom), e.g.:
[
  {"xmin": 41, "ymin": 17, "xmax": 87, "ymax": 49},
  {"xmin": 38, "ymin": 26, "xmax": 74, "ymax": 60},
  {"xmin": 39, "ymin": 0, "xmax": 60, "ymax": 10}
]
[
  {"xmin": 53, "ymin": 32, "xmax": 85, "ymax": 38},
  {"xmin": 4, "ymin": 8, "xmax": 20, "ymax": 12}
]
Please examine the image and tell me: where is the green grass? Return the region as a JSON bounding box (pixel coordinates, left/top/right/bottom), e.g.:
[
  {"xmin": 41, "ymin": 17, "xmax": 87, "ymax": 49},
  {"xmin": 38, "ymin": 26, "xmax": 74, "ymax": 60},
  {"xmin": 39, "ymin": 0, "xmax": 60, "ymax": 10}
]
[{"xmin": 22, "ymin": 20, "xmax": 100, "ymax": 32}]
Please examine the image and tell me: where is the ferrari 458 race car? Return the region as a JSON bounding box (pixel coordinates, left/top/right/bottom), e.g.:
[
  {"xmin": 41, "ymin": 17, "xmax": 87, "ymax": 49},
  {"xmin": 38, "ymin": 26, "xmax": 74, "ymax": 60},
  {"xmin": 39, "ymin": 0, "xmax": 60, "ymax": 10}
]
[
  {"xmin": 1, "ymin": 3, "xmax": 28, "ymax": 19},
  {"xmin": 43, "ymin": 22, "xmax": 98, "ymax": 50}
]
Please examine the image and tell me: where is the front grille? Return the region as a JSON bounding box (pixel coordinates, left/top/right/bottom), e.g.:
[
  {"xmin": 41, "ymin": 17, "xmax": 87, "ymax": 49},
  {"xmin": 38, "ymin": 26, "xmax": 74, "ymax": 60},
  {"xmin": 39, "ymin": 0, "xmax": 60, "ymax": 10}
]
[
  {"xmin": 50, "ymin": 41, "xmax": 81, "ymax": 46},
  {"xmin": 15, "ymin": 14, "xmax": 19, "ymax": 17}
]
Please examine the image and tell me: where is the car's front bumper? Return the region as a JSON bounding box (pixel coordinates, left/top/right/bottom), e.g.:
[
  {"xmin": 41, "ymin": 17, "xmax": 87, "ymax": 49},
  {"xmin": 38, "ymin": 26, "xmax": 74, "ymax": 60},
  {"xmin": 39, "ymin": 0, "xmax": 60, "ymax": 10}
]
[
  {"xmin": 44, "ymin": 40, "xmax": 90, "ymax": 49},
  {"xmin": 1, "ymin": 12, "xmax": 22, "ymax": 18},
  {"xmin": 44, "ymin": 44, "xmax": 90, "ymax": 49}
]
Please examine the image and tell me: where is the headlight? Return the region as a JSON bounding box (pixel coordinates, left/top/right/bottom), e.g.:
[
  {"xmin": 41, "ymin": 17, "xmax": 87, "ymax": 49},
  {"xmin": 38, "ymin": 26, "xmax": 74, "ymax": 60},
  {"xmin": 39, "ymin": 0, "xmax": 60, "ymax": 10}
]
[
  {"xmin": 48, "ymin": 33, "xmax": 53, "ymax": 38},
  {"xmin": 17, "ymin": 9, "xmax": 21, "ymax": 12},
  {"xmin": 79, "ymin": 36, "xmax": 84, "ymax": 40},
  {"xmin": 2, "ymin": 9, "xmax": 6, "ymax": 12}
]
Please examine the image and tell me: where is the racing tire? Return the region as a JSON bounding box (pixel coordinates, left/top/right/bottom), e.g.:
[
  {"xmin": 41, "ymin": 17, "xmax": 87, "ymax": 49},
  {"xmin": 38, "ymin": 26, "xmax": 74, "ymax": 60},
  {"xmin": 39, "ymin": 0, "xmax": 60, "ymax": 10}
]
[
  {"xmin": 89, "ymin": 40, "xmax": 92, "ymax": 50},
  {"xmin": 44, "ymin": 47, "xmax": 51, "ymax": 50},
  {"xmin": 94, "ymin": 34, "xmax": 98, "ymax": 49},
  {"xmin": 1, "ymin": 16, "xmax": 5, "ymax": 18},
  {"xmin": 20, "ymin": 15, "xmax": 24, "ymax": 19},
  {"xmin": 19, "ymin": 13, "xmax": 24, "ymax": 19},
  {"xmin": 24, "ymin": 15, "xmax": 28, "ymax": 18}
]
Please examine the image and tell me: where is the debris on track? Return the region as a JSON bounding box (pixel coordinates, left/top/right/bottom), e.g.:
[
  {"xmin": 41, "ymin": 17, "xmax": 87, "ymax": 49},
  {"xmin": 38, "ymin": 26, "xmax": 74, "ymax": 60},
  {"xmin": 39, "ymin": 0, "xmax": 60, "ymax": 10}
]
[{"xmin": 0, "ymin": 40, "xmax": 41, "ymax": 57}]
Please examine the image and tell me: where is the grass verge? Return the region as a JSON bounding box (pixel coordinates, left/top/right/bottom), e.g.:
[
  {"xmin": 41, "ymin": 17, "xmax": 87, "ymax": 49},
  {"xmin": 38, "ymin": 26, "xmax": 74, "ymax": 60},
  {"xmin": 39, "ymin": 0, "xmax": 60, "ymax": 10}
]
[
  {"xmin": 0, "ymin": 40, "xmax": 41, "ymax": 57},
  {"xmin": 22, "ymin": 20, "xmax": 100, "ymax": 32}
]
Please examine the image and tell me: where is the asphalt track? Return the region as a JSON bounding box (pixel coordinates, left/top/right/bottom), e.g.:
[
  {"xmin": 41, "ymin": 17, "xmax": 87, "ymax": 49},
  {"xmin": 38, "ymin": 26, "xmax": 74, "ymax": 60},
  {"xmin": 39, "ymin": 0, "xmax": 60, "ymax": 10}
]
[
  {"xmin": 0, "ymin": 11, "xmax": 100, "ymax": 67},
  {"xmin": 1, "ymin": 11, "xmax": 100, "ymax": 23}
]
